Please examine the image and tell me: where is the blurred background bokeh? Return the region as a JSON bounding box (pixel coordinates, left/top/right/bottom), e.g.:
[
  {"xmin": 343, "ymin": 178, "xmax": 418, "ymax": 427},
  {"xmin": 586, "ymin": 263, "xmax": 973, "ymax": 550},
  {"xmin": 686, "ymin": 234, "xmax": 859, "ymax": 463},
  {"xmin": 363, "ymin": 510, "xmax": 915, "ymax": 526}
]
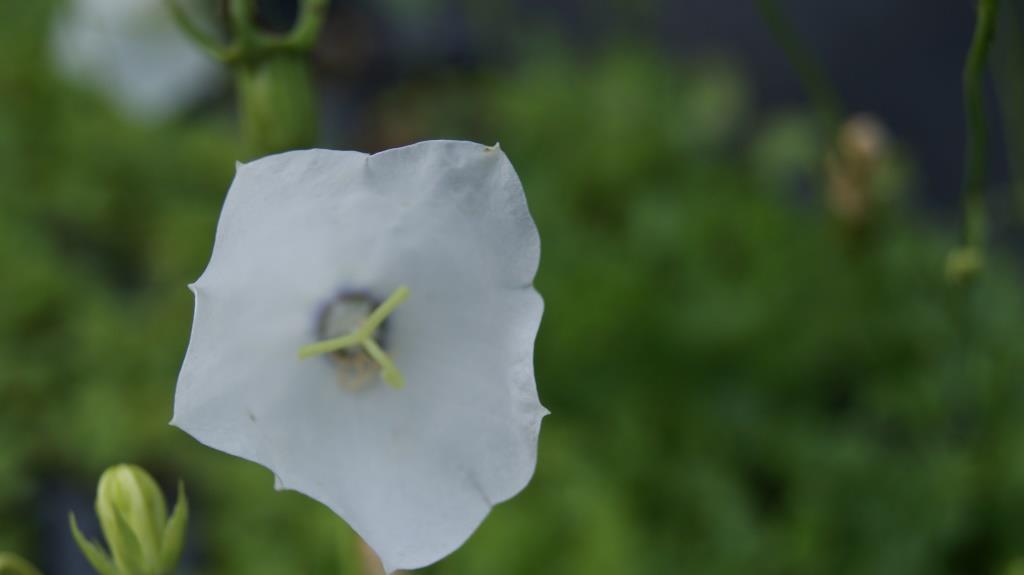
[{"xmin": 3, "ymin": 0, "xmax": 1024, "ymax": 573}]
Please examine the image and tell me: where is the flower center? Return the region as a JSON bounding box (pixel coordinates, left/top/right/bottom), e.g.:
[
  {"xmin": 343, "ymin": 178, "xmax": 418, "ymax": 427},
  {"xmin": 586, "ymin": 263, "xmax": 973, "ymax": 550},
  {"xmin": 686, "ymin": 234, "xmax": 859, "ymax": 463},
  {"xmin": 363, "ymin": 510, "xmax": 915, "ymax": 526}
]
[
  {"xmin": 319, "ymin": 292, "xmax": 383, "ymax": 356},
  {"xmin": 299, "ymin": 286, "xmax": 409, "ymax": 389}
]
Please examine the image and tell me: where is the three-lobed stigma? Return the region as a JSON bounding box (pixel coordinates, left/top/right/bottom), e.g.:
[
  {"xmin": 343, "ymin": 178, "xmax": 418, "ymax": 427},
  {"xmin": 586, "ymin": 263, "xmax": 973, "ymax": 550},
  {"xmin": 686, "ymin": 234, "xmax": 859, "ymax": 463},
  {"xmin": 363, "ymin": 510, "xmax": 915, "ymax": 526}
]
[{"xmin": 299, "ymin": 285, "xmax": 410, "ymax": 389}]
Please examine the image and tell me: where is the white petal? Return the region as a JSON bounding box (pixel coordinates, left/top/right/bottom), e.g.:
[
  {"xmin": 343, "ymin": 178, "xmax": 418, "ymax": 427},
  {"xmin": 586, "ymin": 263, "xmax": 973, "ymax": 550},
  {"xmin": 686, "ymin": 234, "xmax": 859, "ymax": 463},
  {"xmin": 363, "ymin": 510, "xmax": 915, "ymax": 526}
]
[
  {"xmin": 174, "ymin": 141, "xmax": 545, "ymax": 572},
  {"xmin": 361, "ymin": 141, "xmax": 540, "ymax": 290}
]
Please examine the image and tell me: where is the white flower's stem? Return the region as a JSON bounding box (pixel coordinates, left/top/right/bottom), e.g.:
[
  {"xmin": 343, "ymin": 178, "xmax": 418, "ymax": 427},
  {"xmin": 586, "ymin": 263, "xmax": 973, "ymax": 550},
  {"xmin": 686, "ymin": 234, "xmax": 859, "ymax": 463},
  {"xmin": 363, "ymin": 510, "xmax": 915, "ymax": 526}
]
[{"xmin": 298, "ymin": 286, "xmax": 410, "ymax": 389}]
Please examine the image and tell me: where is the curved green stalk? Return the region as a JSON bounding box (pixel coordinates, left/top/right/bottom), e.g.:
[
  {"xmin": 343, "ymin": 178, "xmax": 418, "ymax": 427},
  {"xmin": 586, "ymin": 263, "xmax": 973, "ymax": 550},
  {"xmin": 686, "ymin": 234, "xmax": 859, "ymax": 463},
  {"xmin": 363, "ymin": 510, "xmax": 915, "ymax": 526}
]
[
  {"xmin": 166, "ymin": 0, "xmax": 329, "ymax": 64},
  {"xmin": 962, "ymin": 0, "xmax": 1001, "ymax": 252},
  {"xmin": 289, "ymin": 0, "xmax": 330, "ymax": 49},
  {"xmin": 165, "ymin": 0, "xmax": 229, "ymax": 60},
  {"xmin": 228, "ymin": 0, "xmax": 256, "ymax": 48},
  {"xmin": 948, "ymin": 0, "xmax": 1000, "ymax": 284},
  {"xmin": 165, "ymin": 0, "xmax": 328, "ymax": 155}
]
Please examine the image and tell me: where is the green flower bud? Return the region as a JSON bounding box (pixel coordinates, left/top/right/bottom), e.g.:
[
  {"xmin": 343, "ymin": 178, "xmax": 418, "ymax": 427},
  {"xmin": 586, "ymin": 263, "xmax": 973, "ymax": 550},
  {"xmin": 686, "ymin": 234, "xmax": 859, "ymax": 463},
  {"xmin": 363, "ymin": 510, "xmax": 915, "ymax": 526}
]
[{"xmin": 70, "ymin": 464, "xmax": 188, "ymax": 575}]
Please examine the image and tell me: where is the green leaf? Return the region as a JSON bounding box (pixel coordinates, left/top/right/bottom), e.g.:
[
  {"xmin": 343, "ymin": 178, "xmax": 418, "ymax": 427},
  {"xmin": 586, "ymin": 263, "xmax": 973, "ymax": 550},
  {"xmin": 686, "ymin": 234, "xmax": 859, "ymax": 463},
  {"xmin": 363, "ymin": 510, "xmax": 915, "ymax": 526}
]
[
  {"xmin": 69, "ymin": 513, "xmax": 117, "ymax": 575},
  {"xmin": 157, "ymin": 481, "xmax": 189, "ymax": 574}
]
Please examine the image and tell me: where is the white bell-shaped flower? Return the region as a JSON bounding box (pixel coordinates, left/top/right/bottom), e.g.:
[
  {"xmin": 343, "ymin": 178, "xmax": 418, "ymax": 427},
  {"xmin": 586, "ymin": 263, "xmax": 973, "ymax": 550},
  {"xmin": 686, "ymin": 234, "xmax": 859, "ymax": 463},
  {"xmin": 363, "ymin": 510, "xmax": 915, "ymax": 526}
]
[{"xmin": 173, "ymin": 140, "xmax": 547, "ymax": 572}]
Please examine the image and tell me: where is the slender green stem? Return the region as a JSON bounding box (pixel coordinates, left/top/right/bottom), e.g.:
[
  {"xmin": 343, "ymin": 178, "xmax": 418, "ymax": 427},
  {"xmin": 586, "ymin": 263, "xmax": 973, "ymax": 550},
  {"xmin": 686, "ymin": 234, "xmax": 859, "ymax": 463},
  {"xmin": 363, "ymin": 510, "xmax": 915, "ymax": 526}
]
[
  {"xmin": 235, "ymin": 55, "xmax": 318, "ymax": 156},
  {"xmin": 168, "ymin": 0, "xmax": 329, "ymax": 64},
  {"xmin": 0, "ymin": 553, "xmax": 44, "ymax": 575},
  {"xmin": 164, "ymin": 0, "xmax": 229, "ymax": 60},
  {"xmin": 228, "ymin": 0, "xmax": 256, "ymax": 47},
  {"xmin": 289, "ymin": 0, "xmax": 330, "ymax": 49},
  {"xmin": 755, "ymin": 0, "xmax": 843, "ymax": 139},
  {"xmin": 962, "ymin": 0, "xmax": 1001, "ymax": 250},
  {"xmin": 166, "ymin": 0, "xmax": 328, "ymax": 154}
]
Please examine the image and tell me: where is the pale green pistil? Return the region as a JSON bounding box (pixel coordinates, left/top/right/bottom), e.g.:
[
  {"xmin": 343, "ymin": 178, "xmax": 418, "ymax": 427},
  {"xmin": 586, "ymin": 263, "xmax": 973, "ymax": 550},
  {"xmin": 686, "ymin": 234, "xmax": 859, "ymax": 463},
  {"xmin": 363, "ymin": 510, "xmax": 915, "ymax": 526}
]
[{"xmin": 299, "ymin": 286, "xmax": 410, "ymax": 389}]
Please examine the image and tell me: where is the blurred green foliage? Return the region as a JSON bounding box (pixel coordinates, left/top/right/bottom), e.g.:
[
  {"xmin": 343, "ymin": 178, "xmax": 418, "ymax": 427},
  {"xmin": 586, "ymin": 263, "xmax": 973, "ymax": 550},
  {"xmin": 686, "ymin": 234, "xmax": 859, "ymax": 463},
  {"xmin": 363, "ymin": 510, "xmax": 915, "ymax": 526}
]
[{"xmin": 3, "ymin": 3, "xmax": 1024, "ymax": 575}]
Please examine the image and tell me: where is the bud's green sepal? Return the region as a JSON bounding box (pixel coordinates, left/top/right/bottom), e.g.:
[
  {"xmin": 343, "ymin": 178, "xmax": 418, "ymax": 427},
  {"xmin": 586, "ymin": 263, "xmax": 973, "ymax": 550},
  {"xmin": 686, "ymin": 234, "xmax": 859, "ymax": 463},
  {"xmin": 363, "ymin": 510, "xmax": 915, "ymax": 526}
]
[
  {"xmin": 69, "ymin": 464, "xmax": 188, "ymax": 575},
  {"xmin": 159, "ymin": 482, "xmax": 189, "ymax": 574}
]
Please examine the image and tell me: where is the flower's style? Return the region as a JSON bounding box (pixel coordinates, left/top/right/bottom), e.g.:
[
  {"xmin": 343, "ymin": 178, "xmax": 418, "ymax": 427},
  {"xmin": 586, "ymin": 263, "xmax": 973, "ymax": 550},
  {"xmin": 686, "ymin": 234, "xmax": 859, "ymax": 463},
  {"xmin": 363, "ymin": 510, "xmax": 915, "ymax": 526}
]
[{"xmin": 173, "ymin": 140, "xmax": 546, "ymax": 572}]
